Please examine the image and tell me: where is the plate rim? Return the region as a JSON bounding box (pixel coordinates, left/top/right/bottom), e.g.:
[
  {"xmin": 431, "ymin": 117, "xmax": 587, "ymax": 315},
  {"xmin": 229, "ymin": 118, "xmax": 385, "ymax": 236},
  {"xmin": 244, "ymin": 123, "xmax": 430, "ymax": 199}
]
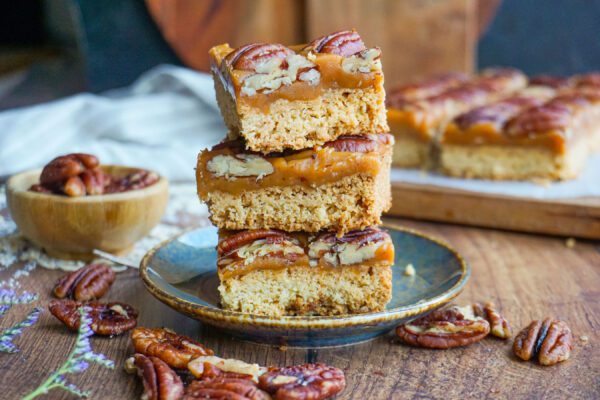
[{"xmin": 139, "ymin": 222, "xmax": 470, "ymax": 328}]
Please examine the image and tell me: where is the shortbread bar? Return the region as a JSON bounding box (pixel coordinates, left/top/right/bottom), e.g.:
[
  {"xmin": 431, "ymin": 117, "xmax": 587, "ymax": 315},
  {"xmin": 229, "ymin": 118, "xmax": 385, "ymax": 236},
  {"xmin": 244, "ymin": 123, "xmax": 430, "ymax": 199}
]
[
  {"xmin": 440, "ymin": 87, "xmax": 600, "ymax": 180},
  {"xmin": 209, "ymin": 30, "xmax": 388, "ymax": 153},
  {"xmin": 197, "ymin": 134, "xmax": 392, "ymax": 234},
  {"xmin": 216, "ymin": 227, "xmax": 394, "ymax": 316},
  {"xmin": 387, "ymin": 68, "xmax": 528, "ymax": 167}
]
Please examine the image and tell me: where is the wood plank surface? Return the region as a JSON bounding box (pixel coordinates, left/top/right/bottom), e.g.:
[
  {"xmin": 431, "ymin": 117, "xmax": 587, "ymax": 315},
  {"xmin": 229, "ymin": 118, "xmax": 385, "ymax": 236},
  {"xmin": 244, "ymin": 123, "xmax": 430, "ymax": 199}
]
[
  {"xmin": 0, "ymin": 216, "xmax": 598, "ymax": 399},
  {"xmin": 390, "ymin": 182, "xmax": 600, "ymax": 240},
  {"xmin": 306, "ymin": 0, "xmax": 477, "ymax": 87}
]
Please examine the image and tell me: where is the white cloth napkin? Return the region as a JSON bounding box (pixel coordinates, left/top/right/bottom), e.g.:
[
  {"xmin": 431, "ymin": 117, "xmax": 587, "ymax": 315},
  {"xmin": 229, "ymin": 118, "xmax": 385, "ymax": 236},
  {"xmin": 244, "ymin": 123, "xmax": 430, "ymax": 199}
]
[{"xmin": 0, "ymin": 65, "xmax": 226, "ymax": 181}]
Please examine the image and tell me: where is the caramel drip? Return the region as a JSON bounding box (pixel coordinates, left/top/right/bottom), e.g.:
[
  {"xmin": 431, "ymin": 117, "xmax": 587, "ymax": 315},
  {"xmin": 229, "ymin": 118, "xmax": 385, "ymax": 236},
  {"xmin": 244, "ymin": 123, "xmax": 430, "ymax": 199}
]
[{"xmin": 197, "ymin": 135, "xmax": 391, "ymax": 198}]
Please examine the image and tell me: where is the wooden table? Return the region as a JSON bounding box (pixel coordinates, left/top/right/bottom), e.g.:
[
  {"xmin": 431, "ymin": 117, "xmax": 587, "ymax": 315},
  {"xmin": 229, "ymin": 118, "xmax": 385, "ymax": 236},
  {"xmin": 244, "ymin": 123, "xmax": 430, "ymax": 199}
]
[{"xmin": 1, "ymin": 215, "xmax": 598, "ymax": 399}]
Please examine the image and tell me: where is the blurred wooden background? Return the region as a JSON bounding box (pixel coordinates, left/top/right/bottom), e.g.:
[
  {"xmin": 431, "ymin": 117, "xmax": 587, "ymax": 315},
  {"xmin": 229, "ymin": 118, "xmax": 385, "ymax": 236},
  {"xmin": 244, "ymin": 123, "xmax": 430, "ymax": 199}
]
[{"xmin": 146, "ymin": 0, "xmax": 477, "ymax": 87}]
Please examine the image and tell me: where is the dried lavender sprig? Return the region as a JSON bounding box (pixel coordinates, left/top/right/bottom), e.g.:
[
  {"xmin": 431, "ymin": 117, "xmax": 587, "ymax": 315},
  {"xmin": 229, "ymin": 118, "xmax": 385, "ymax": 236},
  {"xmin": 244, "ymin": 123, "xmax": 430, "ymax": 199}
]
[
  {"xmin": 0, "ymin": 288, "xmax": 38, "ymax": 305},
  {"xmin": 22, "ymin": 307, "xmax": 114, "ymax": 400},
  {"xmin": 0, "ymin": 307, "xmax": 41, "ymax": 353},
  {"xmin": 0, "ymin": 304, "xmax": 10, "ymax": 318}
]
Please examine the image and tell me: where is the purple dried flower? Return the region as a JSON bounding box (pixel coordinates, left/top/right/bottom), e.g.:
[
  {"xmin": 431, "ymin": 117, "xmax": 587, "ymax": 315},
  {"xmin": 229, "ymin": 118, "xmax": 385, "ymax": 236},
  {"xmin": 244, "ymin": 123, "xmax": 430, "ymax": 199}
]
[
  {"xmin": 0, "ymin": 307, "xmax": 41, "ymax": 353},
  {"xmin": 22, "ymin": 306, "xmax": 114, "ymax": 399},
  {"xmin": 0, "ymin": 304, "xmax": 10, "ymax": 318},
  {"xmin": 0, "ymin": 288, "xmax": 37, "ymax": 305}
]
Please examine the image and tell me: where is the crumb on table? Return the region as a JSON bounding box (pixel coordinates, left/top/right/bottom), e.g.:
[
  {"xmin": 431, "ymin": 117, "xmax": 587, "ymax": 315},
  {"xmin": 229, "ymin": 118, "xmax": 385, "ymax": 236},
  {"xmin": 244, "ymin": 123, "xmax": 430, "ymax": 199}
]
[{"xmin": 565, "ymin": 238, "xmax": 576, "ymax": 248}]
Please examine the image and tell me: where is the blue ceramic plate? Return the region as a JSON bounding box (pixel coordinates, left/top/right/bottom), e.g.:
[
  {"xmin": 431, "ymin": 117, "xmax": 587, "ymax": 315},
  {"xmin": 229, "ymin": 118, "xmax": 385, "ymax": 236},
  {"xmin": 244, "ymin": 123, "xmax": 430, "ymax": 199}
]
[{"xmin": 139, "ymin": 224, "xmax": 469, "ymax": 348}]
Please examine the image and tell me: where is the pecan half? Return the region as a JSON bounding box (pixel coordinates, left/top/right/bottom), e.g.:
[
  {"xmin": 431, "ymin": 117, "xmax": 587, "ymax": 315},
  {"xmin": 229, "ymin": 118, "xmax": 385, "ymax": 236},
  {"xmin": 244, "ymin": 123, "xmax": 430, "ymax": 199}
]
[
  {"xmin": 132, "ymin": 327, "xmax": 214, "ymax": 369},
  {"xmin": 53, "ymin": 263, "xmax": 116, "ymax": 301},
  {"xmin": 505, "ymin": 103, "xmax": 572, "ymax": 136},
  {"xmin": 316, "ymin": 226, "xmax": 388, "ymax": 246},
  {"xmin": 34, "ymin": 153, "xmax": 107, "ymax": 196},
  {"xmin": 63, "ymin": 176, "xmax": 87, "ymax": 197},
  {"xmin": 513, "ymin": 318, "xmax": 573, "ymax": 366},
  {"xmin": 185, "ymin": 377, "xmax": 270, "ymax": 400},
  {"xmin": 306, "ymin": 30, "xmax": 366, "ymax": 57},
  {"xmin": 386, "ymin": 72, "xmax": 469, "ymax": 108},
  {"xmin": 258, "ymin": 363, "xmax": 345, "ymax": 400},
  {"xmin": 225, "ymin": 43, "xmax": 294, "ymax": 71},
  {"xmin": 49, "ymin": 299, "xmax": 137, "ymax": 336},
  {"xmin": 81, "ymin": 168, "xmax": 108, "ymax": 195},
  {"xmin": 396, "ymin": 305, "xmax": 490, "ymax": 349},
  {"xmin": 188, "ymin": 356, "xmax": 265, "ymax": 383},
  {"xmin": 127, "ymin": 354, "xmax": 184, "ymax": 400},
  {"xmin": 472, "ymin": 302, "xmax": 511, "ymax": 339},
  {"xmin": 185, "ymin": 364, "xmax": 271, "ymax": 400},
  {"xmin": 106, "ymin": 170, "xmax": 159, "ymax": 193},
  {"xmin": 454, "ymin": 97, "xmax": 544, "ymax": 131},
  {"xmin": 529, "ymin": 75, "xmax": 571, "ymax": 89},
  {"xmin": 39, "ymin": 153, "xmax": 98, "ymax": 186},
  {"xmin": 575, "ymin": 73, "xmax": 600, "ymax": 88},
  {"xmin": 217, "ymin": 230, "xmax": 290, "ymax": 257},
  {"xmin": 324, "ymin": 135, "xmax": 379, "ymax": 153}
]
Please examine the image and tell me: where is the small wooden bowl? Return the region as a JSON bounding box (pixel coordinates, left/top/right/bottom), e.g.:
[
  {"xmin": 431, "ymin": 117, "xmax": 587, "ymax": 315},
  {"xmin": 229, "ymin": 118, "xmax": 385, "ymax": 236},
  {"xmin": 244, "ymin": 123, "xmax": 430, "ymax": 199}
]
[{"xmin": 6, "ymin": 166, "xmax": 169, "ymax": 261}]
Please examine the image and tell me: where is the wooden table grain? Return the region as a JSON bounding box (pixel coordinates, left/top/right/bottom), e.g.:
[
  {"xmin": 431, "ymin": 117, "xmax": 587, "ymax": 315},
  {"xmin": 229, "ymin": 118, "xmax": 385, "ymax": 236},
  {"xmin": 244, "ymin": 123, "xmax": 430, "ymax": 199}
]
[{"xmin": 1, "ymin": 217, "xmax": 598, "ymax": 399}]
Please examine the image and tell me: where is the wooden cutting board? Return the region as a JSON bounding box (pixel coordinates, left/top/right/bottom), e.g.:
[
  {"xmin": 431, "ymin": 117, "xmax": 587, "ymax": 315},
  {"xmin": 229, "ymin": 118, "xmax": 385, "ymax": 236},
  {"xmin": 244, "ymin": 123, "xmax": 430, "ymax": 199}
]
[{"xmin": 388, "ymin": 181, "xmax": 600, "ymax": 239}]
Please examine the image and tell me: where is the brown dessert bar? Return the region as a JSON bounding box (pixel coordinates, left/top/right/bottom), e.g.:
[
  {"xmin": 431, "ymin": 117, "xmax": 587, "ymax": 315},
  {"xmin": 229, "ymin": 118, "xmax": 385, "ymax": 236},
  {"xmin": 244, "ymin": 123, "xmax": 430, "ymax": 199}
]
[
  {"xmin": 440, "ymin": 87, "xmax": 600, "ymax": 180},
  {"xmin": 196, "ymin": 134, "xmax": 393, "ymax": 234},
  {"xmin": 209, "ymin": 30, "xmax": 388, "ymax": 153},
  {"xmin": 216, "ymin": 227, "xmax": 394, "ymax": 316},
  {"xmin": 387, "ymin": 68, "xmax": 528, "ymax": 168}
]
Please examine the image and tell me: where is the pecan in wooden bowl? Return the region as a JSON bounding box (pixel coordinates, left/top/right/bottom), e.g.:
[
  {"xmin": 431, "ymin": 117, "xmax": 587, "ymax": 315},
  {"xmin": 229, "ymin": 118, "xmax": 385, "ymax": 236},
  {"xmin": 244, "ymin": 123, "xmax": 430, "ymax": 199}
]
[{"xmin": 6, "ymin": 153, "xmax": 168, "ymax": 260}]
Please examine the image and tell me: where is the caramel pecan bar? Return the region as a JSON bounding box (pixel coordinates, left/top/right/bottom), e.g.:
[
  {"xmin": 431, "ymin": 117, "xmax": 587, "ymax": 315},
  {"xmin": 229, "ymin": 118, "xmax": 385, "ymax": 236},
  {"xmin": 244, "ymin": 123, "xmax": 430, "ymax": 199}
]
[
  {"xmin": 209, "ymin": 30, "xmax": 388, "ymax": 153},
  {"xmin": 440, "ymin": 85, "xmax": 600, "ymax": 180},
  {"xmin": 386, "ymin": 68, "xmax": 527, "ymax": 168},
  {"xmin": 196, "ymin": 134, "xmax": 392, "ymax": 234},
  {"xmin": 216, "ymin": 227, "xmax": 394, "ymax": 316}
]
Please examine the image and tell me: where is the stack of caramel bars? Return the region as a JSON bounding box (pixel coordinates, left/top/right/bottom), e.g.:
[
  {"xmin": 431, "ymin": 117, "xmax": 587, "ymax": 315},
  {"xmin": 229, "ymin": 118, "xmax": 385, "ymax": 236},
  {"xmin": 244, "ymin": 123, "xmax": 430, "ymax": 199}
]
[
  {"xmin": 197, "ymin": 30, "xmax": 395, "ymax": 316},
  {"xmin": 387, "ymin": 69, "xmax": 600, "ymax": 180}
]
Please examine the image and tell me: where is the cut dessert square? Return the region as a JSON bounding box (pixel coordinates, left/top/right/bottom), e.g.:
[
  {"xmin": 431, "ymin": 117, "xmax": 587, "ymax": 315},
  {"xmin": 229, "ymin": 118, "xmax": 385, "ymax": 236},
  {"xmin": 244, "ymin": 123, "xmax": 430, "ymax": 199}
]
[
  {"xmin": 439, "ymin": 86, "xmax": 600, "ymax": 180},
  {"xmin": 209, "ymin": 30, "xmax": 388, "ymax": 153},
  {"xmin": 196, "ymin": 134, "xmax": 393, "ymax": 234},
  {"xmin": 216, "ymin": 227, "xmax": 394, "ymax": 316},
  {"xmin": 386, "ymin": 68, "xmax": 528, "ymax": 168}
]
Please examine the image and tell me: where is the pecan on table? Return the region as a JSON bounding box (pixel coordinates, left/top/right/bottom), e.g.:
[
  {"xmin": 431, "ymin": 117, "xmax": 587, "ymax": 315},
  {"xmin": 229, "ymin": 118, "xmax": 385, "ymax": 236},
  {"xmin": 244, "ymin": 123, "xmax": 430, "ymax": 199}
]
[
  {"xmin": 53, "ymin": 263, "xmax": 115, "ymax": 301},
  {"xmin": 132, "ymin": 327, "xmax": 214, "ymax": 369},
  {"xmin": 513, "ymin": 318, "xmax": 573, "ymax": 366},
  {"xmin": 48, "ymin": 299, "xmax": 137, "ymax": 336},
  {"xmin": 184, "ymin": 364, "xmax": 270, "ymax": 400},
  {"xmin": 472, "ymin": 302, "xmax": 511, "ymax": 339},
  {"xmin": 396, "ymin": 305, "xmax": 490, "ymax": 349},
  {"xmin": 188, "ymin": 356, "xmax": 265, "ymax": 383},
  {"xmin": 126, "ymin": 353, "xmax": 184, "ymax": 400},
  {"xmin": 258, "ymin": 363, "xmax": 346, "ymax": 400}
]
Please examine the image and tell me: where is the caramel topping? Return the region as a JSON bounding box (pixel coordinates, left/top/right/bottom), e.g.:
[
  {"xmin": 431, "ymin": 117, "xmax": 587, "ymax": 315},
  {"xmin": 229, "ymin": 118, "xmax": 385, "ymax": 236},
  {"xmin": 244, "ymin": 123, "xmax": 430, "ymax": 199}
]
[
  {"xmin": 386, "ymin": 68, "xmax": 528, "ymax": 139},
  {"xmin": 442, "ymin": 88, "xmax": 600, "ymax": 153},
  {"xmin": 209, "ymin": 35, "xmax": 383, "ymax": 113},
  {"xmin": 217, "ymin": 228, "xmax": 394, "ymax": 280},
  {"xmin": 197, "ymin": 134, "xmax": 392, "ymax": 198}
]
